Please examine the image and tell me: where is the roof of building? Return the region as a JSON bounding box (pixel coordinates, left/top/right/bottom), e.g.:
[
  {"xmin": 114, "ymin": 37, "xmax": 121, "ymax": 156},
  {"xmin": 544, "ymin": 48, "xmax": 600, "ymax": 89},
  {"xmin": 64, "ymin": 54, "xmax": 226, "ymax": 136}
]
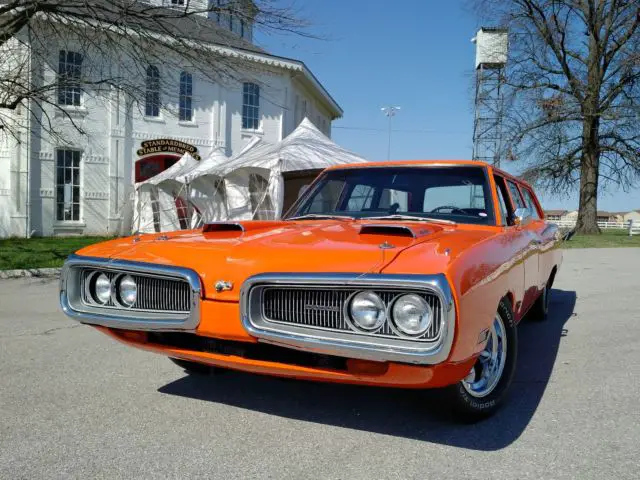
[
  {"xmin": 544, "ymin": 210, "xmax": 568, "ymax": 216},
  {"xmin": 28, "ymin": 0, "xmax": 343, "ymax": 117}
]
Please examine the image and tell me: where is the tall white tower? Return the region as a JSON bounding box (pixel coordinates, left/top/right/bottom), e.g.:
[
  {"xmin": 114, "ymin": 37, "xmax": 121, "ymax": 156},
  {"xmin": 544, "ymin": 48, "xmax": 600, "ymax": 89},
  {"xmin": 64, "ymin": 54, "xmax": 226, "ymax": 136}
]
[{"xmin": 472, "ymin": 27, "xmax": 508, "ymax": 168}]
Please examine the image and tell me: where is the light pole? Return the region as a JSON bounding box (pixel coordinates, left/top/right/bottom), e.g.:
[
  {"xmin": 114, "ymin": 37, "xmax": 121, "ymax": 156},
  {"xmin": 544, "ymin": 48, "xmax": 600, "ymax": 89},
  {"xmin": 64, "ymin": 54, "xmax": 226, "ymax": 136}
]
[{"xmin": 381, "ymin": 106, "xmax": 400, "ymax": 160}]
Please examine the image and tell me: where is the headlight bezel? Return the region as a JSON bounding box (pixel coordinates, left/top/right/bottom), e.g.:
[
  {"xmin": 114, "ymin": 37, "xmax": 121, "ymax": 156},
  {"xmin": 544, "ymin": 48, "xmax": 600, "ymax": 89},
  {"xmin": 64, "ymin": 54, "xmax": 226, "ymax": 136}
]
[
  {"xmin": 60, "ymin": 253, "xmax": 202, "ymax": 332},
  {"xmin": 343, "ymin": 289, "xmax": 437, "ymax": 339}
]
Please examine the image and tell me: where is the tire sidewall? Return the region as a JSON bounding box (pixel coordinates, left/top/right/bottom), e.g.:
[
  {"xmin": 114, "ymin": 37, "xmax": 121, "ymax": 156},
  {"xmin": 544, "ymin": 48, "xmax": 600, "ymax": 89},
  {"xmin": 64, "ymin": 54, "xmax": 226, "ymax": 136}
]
[
  {"xmin": 541, "ymin": 284, "xmax": 549, "ymax": 316},
  {"xmin": 451, "ymin": 298, "xmax": 518, "ymax": 417}
]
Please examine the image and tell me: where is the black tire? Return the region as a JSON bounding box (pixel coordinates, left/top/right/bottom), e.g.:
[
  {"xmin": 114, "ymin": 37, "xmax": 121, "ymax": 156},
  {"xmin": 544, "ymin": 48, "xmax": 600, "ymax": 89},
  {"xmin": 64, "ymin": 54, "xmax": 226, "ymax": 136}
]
[
  {"xmin": 529, "ymin": 283, "xmax": 549, "ymax": 321},
  {"xmin": 169, "ymin": 357, "xmax": 222, "ymax": 375},
  {"xmin": 442, "ymin": 297, "xmax": 518, "ymax": 422}
]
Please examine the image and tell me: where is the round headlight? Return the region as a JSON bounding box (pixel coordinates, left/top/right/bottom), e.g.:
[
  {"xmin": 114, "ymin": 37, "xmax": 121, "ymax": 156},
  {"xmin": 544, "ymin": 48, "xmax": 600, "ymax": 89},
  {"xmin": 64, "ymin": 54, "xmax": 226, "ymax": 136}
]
[
  {"xmin": 94, "ymin": 273, "xmax": 112, "ymax": 305},
  {"xmin": 392, "ymin": 294, "xmax": 432, "ymax": 336},
  {"xmin": 118, "ymin": 275, "xmax": 137, "ymax": 307},
  {"xmin": 349, "ymin": 291, "xmax": 386, "ymax": 331}
]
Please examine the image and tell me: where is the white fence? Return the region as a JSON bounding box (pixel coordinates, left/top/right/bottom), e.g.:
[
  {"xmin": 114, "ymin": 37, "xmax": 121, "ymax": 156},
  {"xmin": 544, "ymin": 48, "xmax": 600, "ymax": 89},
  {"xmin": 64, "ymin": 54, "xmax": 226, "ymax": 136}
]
[{"xmin": 549, "ymin": 219, "xmax": 640, "ymax": 235}]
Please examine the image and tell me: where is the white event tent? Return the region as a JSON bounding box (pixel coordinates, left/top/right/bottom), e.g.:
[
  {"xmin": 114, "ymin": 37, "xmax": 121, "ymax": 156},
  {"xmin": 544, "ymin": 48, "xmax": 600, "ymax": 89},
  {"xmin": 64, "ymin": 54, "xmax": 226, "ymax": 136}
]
[
  {"xmin": 131, "ymin": 118, "xmax": 367, "ymax": 232},
  {"xmin": 180, "ymin": 147, "xmax": 231, "ymax": 226},
  {"xmin": 212, "ymin": 118, "xmax": 367, "ymax": 221},
  {"xmin": 133, "ymin": 152, "xmax": 199, "ymax": 233}
]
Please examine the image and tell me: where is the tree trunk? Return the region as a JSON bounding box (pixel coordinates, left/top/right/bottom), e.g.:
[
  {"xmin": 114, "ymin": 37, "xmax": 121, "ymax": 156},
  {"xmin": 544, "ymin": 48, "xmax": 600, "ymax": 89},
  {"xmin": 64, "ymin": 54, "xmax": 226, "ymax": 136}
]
[{"xmin": 575, "ymin": 117, "xmax": 600, "ymax": 234}]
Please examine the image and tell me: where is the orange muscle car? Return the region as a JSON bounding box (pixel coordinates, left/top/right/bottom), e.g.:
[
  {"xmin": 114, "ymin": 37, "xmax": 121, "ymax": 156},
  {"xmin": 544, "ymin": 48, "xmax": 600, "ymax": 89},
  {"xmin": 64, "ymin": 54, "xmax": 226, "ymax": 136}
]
[{"xmin": 60, "ymin": 160, "xmax": 562, "ymax": 420}]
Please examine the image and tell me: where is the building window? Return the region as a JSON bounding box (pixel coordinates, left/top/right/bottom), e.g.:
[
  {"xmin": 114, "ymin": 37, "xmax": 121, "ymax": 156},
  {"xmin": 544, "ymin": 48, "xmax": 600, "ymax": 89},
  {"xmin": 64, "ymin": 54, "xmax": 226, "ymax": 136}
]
[
  {"xmin": 179, "ymin": 71, "xmax": 193, "ymax": 121},
  {"xmin": 171, "ymin": 0, "xmax": 185, "ymax": 4},
  {"xmin": 145, "ymin": 66, "xmax": 160, "ymax": 117},
  {"xmin": 57, "ymin": 50, "xmax": 83, "ymax": 106},
  {"xmin": 242, "ymin": 82, "xmax": 260, "ymax": 129},
  {"xmin": 55, "ymin": 149, "xmax": 81, "ymax": 221}
]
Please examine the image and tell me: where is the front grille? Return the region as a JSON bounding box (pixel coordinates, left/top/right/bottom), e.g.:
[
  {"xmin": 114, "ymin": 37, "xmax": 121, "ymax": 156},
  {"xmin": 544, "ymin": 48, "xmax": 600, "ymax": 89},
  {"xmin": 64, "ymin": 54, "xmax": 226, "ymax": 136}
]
[
  {"xmin": 262, "ymin": 287, "xmax": 442, "ymax": 341},
  {"xmin": 80, "ymin": 269, "xmax": 191, "ymax": 313}
]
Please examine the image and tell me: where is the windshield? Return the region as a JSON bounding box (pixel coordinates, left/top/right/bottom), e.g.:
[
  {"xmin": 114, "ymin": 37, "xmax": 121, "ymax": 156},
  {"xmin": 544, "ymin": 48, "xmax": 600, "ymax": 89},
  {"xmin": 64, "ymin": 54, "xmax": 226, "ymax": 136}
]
[{"xmin": 286, "ymin": 166, "xmax": 495, "ymax": 225}]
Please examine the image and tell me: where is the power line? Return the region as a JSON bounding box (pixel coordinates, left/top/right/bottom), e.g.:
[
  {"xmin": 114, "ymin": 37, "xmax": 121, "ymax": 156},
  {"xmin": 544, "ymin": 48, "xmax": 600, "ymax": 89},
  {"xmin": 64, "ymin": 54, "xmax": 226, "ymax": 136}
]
[{"xmin": 333, "ymin": 126, "xmax": 468, "ymax": 135}]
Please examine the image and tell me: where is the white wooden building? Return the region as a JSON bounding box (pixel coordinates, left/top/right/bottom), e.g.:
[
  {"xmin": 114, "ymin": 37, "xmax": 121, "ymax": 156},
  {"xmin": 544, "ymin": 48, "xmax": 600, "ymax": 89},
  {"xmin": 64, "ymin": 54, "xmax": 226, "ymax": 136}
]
[{"xmin": 0, "ymin": 0, "xmax": 342, "ymax": 237}]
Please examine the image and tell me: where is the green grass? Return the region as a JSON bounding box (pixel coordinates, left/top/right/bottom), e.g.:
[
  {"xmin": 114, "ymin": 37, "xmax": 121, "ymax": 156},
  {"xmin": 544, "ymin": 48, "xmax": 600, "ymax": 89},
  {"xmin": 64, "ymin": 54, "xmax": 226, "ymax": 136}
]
[
  {"xmin": 0, "ymin": 236, "xmax": 111, "ymax": 270},
  {"xmin": 0, "ymin": 228, "xmax": 637, "ymax": 271},
  {"xmin": 563, "ymin": 229, "xmax": 640, "ymax": 249}
]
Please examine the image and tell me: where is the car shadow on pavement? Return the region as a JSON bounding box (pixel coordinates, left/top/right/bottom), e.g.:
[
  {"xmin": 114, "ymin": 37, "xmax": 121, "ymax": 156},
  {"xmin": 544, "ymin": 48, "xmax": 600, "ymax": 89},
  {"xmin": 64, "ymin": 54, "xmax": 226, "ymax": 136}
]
[{"xmin": 159, "ymin": 288, "xmax": 577, "ymax": 451}]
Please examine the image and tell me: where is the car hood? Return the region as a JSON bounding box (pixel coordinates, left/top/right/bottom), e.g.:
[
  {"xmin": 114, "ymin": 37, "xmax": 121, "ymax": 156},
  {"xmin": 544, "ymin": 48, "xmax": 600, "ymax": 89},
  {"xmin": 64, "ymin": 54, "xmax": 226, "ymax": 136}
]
[{"xmin": 77, "ymin": 220, "xmax": 495, "ymax": 301}]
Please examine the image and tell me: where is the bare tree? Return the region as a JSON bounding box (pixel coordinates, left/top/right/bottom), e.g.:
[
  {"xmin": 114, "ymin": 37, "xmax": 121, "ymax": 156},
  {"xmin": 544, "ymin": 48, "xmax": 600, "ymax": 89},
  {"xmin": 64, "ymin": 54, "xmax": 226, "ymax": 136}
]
[
  {"xmin": 473, "ymin": 0, "xmax": 640, "ymax": 234},
  {"xmin": 0, "ymin": 0, "xmax": 311, "ymax": 143}
]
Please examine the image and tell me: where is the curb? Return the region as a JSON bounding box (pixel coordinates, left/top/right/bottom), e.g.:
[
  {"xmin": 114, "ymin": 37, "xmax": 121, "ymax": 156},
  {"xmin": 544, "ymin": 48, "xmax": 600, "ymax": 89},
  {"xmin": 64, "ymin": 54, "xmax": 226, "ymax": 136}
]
[{"xmin": 0, "ymin": 268, "xmax": 61, "ymax": 279}]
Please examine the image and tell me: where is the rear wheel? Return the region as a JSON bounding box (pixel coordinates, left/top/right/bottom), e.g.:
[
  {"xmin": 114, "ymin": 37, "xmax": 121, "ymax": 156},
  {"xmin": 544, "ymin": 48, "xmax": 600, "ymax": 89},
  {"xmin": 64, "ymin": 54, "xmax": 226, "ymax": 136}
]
[
  {"xmin": 530, "ymin": 284, "xmax": 549, "ymax": 320},
  {"xmin": 530, "ymin": 271, "xmax": 555, "ymax": 321},
  {"xmin": 169, "ymin": 358, "xmax": 223, "ymax": 375},
  {"xmin": 443, "ymin": 297, "xmax": 518, "ymax": 421}
]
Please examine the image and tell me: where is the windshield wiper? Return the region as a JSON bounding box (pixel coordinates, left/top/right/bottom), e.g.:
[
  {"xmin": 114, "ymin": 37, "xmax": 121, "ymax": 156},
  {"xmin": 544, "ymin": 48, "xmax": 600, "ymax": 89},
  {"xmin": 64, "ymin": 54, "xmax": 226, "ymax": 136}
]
[
  {"xmin": 287, "ymin": 214, "xmax": 354, "ymax": 221},
  {"xmin": 365, "ymin": 214, "xmax": 457, "ymax": 225}
]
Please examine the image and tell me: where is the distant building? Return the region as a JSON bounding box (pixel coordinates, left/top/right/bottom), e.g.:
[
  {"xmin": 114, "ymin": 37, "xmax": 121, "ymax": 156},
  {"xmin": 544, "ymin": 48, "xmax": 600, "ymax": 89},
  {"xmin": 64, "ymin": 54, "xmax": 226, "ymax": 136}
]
[
  {"xmin": 597, "ymin": 211, "xmax": 619, "ymax": 222},
  {"xmin": 0, "ymin": 1, "xmax": 342, "ymax": 237},
  {"xmin": 622, "ymin": 210, "xmax": 640, "ymax": 223},
  {"xmin": 544, "ymin": 209, "xmax": 640, "ymax": 224},
  {"xmin": 544, "ymin": 210, "xmax": 568, "ymax": 221}
]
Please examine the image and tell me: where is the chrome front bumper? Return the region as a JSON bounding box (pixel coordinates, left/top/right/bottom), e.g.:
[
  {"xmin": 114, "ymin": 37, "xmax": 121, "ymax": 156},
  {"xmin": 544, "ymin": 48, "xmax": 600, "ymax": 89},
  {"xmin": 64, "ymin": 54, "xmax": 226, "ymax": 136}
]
[{"xmin": 59, "ymin": 254, "xmax": 202, "ymax": 331}]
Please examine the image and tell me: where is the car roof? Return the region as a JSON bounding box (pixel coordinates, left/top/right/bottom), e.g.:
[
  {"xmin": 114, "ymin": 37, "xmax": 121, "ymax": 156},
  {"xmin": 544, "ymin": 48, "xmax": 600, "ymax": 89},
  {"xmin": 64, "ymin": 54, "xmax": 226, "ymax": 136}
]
[
  {"xmin": 326, "ymin": 159, "xmax": 491, "ymax": 170},
  {"xmin": 324, "ymin": 160, "xmax": 535, "ymax": 192}
]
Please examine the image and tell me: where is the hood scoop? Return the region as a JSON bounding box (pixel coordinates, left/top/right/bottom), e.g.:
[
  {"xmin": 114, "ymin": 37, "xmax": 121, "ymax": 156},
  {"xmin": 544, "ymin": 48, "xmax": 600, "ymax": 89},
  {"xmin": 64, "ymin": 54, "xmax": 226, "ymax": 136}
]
[
  {"xmin": 202, "ymin": 220, "xmax": 291, "ymax": 239},
  {"xmin": 202, "ymin": 222, "xmax": 246, "ymax": 239},
  {"xmin": 203, "ymin": 222, "xmax": 245, "ymax": 234},
  {"xmin": 359, "ymin": 224, "xmax": 423, "ymax": 238}
]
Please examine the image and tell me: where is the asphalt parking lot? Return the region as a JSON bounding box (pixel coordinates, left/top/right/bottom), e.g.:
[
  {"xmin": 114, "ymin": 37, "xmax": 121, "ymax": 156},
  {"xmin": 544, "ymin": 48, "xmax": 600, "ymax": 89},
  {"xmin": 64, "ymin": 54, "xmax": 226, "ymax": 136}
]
[{"xmin": 1, "ymin": 248, "xmax": 639, "ymax": 479}]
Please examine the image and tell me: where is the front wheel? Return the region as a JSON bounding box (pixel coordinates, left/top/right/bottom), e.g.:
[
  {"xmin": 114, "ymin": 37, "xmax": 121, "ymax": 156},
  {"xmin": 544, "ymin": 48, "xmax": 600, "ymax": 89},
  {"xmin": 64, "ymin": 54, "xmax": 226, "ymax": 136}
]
[{"xmin": 443, "ymin": 298, "xmax": 518, "ymax": 421}]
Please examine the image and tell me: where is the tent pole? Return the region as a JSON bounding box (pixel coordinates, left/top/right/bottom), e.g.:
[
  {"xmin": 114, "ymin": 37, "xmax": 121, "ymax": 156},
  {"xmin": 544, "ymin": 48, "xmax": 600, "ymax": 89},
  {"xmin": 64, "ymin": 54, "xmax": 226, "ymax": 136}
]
[{"xmin": 136, "ymin": 187, "xmax": 141, "ymax": 234}]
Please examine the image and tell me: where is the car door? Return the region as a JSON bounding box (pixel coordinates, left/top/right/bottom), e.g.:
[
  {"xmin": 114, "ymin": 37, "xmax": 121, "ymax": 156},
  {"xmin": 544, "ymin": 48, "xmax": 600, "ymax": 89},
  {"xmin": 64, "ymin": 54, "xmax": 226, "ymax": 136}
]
[
  {"xmin": 519, "ymin": 185, "xmax": 554, "ymax": 291},
  {"xmin": 505, "ymin": 179, "xmax": 540, "ymax": 315},
  {"xmin": 493, "ymin": 175, "xmax": 528, "ymax": 318}
]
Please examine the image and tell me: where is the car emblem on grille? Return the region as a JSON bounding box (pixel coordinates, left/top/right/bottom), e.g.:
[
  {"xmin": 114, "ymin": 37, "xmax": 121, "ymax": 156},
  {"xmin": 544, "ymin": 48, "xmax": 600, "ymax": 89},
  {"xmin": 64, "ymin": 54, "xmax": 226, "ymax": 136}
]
[
  {"xmin": 304, "ymin": 304, "xmax": 341, "ymax": 312},
  {"xmin": 214, "ymin": 280, "xmax": 234, "ymax": 292}
]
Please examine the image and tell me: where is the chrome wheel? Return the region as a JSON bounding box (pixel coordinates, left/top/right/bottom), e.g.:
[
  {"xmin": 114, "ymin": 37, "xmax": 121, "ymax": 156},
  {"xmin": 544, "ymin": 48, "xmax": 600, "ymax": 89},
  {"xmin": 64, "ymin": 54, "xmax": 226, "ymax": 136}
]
[{"xmin": 461, "ymin": 313, "xmax": 508, "ymax": 398}]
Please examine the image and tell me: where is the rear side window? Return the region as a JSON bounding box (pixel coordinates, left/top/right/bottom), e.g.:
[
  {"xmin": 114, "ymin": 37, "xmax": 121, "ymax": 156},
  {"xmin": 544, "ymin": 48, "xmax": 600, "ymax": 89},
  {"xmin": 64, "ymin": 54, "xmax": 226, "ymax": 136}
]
[
  {"xmin": 507, "ymin": 181, "xmax": 526, "ymax": 209},
  {"xmin": 521, "ymin": 187, "xmax": 541, "ymax": 220}
]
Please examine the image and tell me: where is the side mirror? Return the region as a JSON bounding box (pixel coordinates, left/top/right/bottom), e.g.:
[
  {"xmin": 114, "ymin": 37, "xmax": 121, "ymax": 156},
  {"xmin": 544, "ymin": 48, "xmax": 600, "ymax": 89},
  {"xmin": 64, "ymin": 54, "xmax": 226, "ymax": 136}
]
[
  {"xmin": 512, "ymin": 207, "xmax": 532, "ymax": 227},
  {"xmin": 298, "ymin": 185, "xmax": 309, "ymax": 199}
]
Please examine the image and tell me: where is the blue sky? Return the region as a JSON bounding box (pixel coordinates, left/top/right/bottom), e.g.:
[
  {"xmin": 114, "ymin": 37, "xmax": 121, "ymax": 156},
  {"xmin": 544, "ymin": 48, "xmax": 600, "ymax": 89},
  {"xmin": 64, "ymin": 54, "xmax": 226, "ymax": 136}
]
[{"xmin": 257, "ymin": 0, "xmax": 640, "ymax": 212}]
